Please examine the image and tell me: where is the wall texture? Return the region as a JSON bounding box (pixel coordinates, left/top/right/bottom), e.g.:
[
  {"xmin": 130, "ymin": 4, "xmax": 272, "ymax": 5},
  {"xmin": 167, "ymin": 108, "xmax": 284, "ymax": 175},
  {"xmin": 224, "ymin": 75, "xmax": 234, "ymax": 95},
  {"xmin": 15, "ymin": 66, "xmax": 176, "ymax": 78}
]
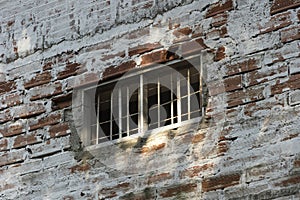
[{"xmin": 0, "ymin": 0, "xmax": 300, "ymax": 199}]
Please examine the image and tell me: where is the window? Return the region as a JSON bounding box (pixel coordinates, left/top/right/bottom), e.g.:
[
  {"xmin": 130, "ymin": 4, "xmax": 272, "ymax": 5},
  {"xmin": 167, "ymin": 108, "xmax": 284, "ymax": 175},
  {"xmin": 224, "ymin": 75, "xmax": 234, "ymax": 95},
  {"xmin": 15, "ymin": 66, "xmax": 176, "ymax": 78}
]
[{"xmin": 83, "ymin": 55, "xmax": 206, "ymax": 146}]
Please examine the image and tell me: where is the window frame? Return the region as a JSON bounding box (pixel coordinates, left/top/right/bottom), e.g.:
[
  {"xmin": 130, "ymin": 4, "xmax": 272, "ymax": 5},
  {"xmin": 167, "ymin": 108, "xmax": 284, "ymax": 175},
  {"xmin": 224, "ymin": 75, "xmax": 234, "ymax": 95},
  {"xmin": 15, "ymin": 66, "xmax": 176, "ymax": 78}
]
[{"xmin": 82, "ymin": 54, "xmax": 205, "ymax": 147}]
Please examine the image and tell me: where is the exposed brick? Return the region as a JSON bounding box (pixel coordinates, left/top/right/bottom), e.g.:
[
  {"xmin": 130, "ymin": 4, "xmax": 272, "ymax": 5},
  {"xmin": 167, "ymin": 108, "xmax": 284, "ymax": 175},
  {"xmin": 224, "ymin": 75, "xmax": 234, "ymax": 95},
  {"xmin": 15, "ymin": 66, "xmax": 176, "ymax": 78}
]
[
  {"xmin": 160, "ymin": 183, "xmax": 197, "ymax": 198},
  {"xmin": 245, "ymin": 64, "xmax": 287, "ymax": 87},
  {"xmin": 0, "ymin": 92, "xmax": 23, "ymax": 109},
  {"xmin": 29, "ymin": 82, "xmax": 63, "ymax": 101},
  {"xmin": 0, "ymin": 183, "xmax": 15, "ymax": 192},
  {"xmin": 99, "ymin": 182, "xmax": 131, "ymax": 199},
  {"xmin": 181, "ymin": 38, "xmax": 208, "ymax": 56},
  {"xmin": 48, "ymin": 122, "xmax": 70, "ymax": 138},
  {"xmin": 51, "ymin": 93, "xmax": 72, "ymax": 110},
  {"xmin": 70, "ymin": 163, "xmax": 91, "ymax": 173},
  {"xmin": 271, "ymin": 73, "xmax": 300, "ymax": 95},
  {"xmin": 208, "ymin": 75, "xmax": 242, "ymax": 96},
  {"xmin": 211, "ymin": 13, "xmax": 228, "ymax": 27},
  {"xmin": 147, "ymin": 172, "xmax": 172, "ymax": 184},
  {"xmin": 0, "ymin": 81, "xmax": 16, "ymax": 94},
  {"xmin": 270, "ymin": 0, "xmax": 300, "ymax": 15},
  {"xmin": 141, "ymin": 143, "xmax": 166, "ymax": 154},
  {"xmin": 0, "ymin": 138, "xmax": 8, "ymax": 151},
  {"xmin": 128, "ymin": 43, "xmax": 162, "ymax": 57},
  {"xmin": 24, "ymin": 71, "xmax": 52, "ymax": 89},
  {"xmin": 206, "ymin": 0, "xmax": 234, "ymax": 18},
  {"xmin": 280, "ymin": 26, "xmax": 300, "ymax": 43},
  {"xmin": 227, "ymin": 85, "xmax": 265, "ymax": 107},
  {"xmin": 202, "ymin": 173, "xmax": 241, "ymax": 192},
  {"xmin": 0, "ymin": 121, "xmax": 24, "ymax": 137},
  {"xmin": 140, "ymin": 50, "xmax": 178, "ymax": 66},
  {"xmin": 214, "ymin": 46, "xmax": 226, "ymax": 61},
  {"xmin": 274, "ymin": 174, "xmax": 300, "ymax": 186},
  {"xmin": 180, "ymin": 163, "xmax": 214, "ymax": 178},
  {"xmin": 29, "ymin": 113, "xmax": 62, "ymax": 131},
  {"xmin": 102, "ymin": 60, "xmax": 137, "ymax": 80},
  {"xmin": 13, "ymin": 103, "xmax": 46, "ymax": 119},
  {"xmin": 120, "ymin": 188, "xmax": 155, "ymax": 200},
  {"xmin": 126, "ymin": 27, "xmax": 150, "ymax": 40},
  {"xmin": 0, "ymin": 110, "xmax": 12, "ymax": 124},
  {"xmin": 227, "ymin": 58, "xmax": 261, "ymax": 76},
  {"xmin": 294, "ymin": 159, "xmax": 300, "ymax": 168},
  {"xmin": 218, "ymin": 141, "xmax": 229, "ymax": 155},
  {"xmin": 192, "ymin": 133, "xmax": 206, "ymax": 143},
  {"xmin": 13, "ymin": 131, "xmax": 42, "ymax": 149},
  {"xmin": 259, "ymin": 12, "xmax": 292, "ymax": 34},
  {"xmin": 173, "ymin": 27, "xmax": 193, "ymax": 38},
  {"xmin": 57, "ymin": 63, "xmax": 82, "ymax": 80}
]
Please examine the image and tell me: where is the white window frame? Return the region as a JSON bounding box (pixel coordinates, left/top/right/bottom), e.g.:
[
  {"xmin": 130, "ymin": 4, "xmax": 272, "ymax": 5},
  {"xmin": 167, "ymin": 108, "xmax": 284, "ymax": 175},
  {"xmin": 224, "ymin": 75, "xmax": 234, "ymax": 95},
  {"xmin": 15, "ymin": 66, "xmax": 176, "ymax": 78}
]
[{"xmin": 82, "ymin": 54, "xmax": 205, "ymax": 147}]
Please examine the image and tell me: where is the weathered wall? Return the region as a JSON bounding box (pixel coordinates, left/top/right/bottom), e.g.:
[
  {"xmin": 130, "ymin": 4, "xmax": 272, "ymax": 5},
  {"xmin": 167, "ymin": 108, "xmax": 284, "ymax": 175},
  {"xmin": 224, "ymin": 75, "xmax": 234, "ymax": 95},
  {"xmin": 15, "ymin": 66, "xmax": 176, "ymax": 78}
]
[{"xmin": 0, "ymin": 0, "xmax": 300, "ymax": 199}]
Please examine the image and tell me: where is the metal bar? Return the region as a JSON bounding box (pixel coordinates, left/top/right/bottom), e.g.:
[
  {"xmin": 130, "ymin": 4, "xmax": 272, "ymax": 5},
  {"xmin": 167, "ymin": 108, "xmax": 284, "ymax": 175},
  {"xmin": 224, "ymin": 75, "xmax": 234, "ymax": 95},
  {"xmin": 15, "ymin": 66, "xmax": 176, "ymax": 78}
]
[
  {"xmin": 187, "ymin": 68, "xmax": 191, "ymax": 120},
  {"xmin": 118, "ymin": 88, "xmax": 122, "ymax": 138},
  {"xmin": 110, "ymin": 93, "xmax": 113, "ymax": 141},
  {"xmin": 200, "ymin": 53, "xmax": 204, "ymax": 116},
  {"xmin": 177, "ymin": 73, "xmax": 181, "ymax": 123},
  {"xmin": 139, "ymin": 74, "xmax": 143, "ymax": 133},
  {"xmin": 171, "ymin": 72, "xmax": 174, "ymax": 124},
  {"xmin": 96, "ymin": 94, "xmax": 100, "ymax": 144},
  {"xmin": 126, "ymin": 86, "xmax": 130, "ymax": 136},
  {"xmin": 157, "ymin": 77, "xmax": 160, "ymax": 127}
]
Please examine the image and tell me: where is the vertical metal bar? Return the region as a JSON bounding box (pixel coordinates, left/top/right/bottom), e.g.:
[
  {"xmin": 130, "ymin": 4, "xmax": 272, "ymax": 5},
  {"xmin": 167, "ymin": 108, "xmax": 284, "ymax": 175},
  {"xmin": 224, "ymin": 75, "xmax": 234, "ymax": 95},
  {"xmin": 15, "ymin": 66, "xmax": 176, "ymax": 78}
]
[
  {"xmin": 157, "ymin": 77, "xmax": 160, "ymax": 127},
  {"xmin": 110, "ymin": 93, "xmax": 113, "ymax": 141},
  {"xmin": 126, "ymin": 86, "xmax": 130, "ymax": 136},
  {"xmin": 187, "ymin": 68, "xmax": 191, "ymax": 120},
  {"xmin": 139, "ymin": 74, "xmax": 144, "ymax": 133},
  {"xmin": 200, "ymin": 53, "xmax": 204, "ymax": 116},
  {"xmin": 177, "ymin": 73, "xmax": 181, "ymax": 123},
  {"xmin": 118, "ymin": 88, "xmax": 122, "ymax": 138},
  {"xmin": 96, "ymin": 94, "xmax": 100, "ymax": 144},
  {"xmin": 170, "ymin": 72, "xmax": 174, "ymax": 124}
]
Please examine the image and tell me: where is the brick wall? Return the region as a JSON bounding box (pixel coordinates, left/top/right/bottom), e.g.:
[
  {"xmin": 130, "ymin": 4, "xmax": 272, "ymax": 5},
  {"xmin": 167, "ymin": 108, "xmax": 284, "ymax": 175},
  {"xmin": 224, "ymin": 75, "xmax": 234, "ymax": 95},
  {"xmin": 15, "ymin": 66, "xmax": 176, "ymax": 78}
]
[{"xmin": 1, "ymin": 0, "xmax": 300, "ymax": 199}]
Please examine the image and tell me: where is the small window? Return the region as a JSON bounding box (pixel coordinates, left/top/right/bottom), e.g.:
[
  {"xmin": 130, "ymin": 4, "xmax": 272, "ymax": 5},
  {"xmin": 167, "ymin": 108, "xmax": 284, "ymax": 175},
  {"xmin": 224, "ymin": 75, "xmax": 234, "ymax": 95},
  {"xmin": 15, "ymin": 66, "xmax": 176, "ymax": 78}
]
[{"xmin": 84, "ymin": 56, "xmax": 206, "ymax": 146}]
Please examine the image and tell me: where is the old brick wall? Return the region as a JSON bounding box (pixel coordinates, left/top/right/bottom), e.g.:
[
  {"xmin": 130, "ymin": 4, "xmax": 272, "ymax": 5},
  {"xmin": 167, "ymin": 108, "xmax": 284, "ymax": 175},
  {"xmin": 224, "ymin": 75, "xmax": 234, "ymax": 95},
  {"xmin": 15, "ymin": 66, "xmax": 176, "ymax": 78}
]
[{"xmin": 0, "ymin": 0, "xmax": 300, "ymax": 199}]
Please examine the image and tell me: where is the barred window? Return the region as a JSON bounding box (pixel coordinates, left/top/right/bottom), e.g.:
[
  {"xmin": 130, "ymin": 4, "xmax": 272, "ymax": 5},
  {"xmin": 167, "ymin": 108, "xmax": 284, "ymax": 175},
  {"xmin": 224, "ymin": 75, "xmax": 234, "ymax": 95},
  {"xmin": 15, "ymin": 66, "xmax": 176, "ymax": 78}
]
[{"xmin": 83, "ymin": 55, "xmax": 206, "ymax": 146}]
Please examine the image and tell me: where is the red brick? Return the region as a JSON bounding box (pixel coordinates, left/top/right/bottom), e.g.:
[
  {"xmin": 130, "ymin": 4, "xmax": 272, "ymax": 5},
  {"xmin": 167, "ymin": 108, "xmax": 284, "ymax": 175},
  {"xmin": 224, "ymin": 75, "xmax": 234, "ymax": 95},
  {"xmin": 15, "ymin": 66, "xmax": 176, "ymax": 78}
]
[
  {"xmin": 218, "ymin": 141, "xmax": 229, "ymax": 155},
  {"xmin": 298, "ymin": 9, "xmax": 300, "ymax": 21},
  {"xmin": 128, "ymin": 43, "xmax": 162, "ymax": 57},
  {"xmin": 141, "ymin": 143, "xmax": 166, "ymax": 154},
  {"xmin": 181, "ymin": 38, "xmax": 208, "ymax": 56},
  {"xmin": 29, "ymin": 113, "xmax": 62, "ymax": 131},
  {"xmin": 227, "ymin": 85, "xmax": 265, "ymax": 108},
  {"xmin": 13, "ymin": 131, "xmax": 42, "ymax": 149},
  {"xmin": 211, "ymin": 13, "xmax": 228, "ymax": 27},
  {"xmin": 245, "ymin": 65, "xmax": 287, "ymax": 87},
  {"xmin": 0, "ymin": 81, "xmax": 16, "ymax": 94},
  {"xmin": 280, "ymin": 26, "xmax": 300, "ymax": 43},
  {"xmin": 192, "ymin": 133, "xmax": 206, "ymax": 143},
  {"xmin": 0, "ymin": 150, "xmax": 25, "ymax": 167},
  {"xmin": 0, "ymin": 110, "xmax": 12, "ymax": 124},
  {"xmin": 0, "ymin": 138, "xmax": 8, "ymax": 151},
  {"xmin": 173, "ymin": 27, "xmax": 193, "ymax": 37},
  {"xmin": 24, "ymin": 71, "xmax": 52, "ymax": 89},
  {"xmin": 208, "ymin": 75, "xmax": 242, "ymax": 96},
  {"xmin": 0, "ymin": 122, "xmax": 24, "ymax": 137},
  {"xmin": 226, "ymin": 58, "xmax": 261, "ymax": 76},
  {"xmin": 259, "ymin": 12, "xmax": 292, "ymax": 34},
  {"xmin": 57, "ymin": 63, "xmax": 82, "ymax": 80},
  {"xmin": 0, "ymin": 92, "xmax": 22, "ymax": 109},
  {"xmin": 271, "ymin": 73, "xmax": 300, "ymax": 95},
  {"xmin": 180, "ymin": 163, "xmax": 214, "ymax": 178},
  {"xmin": 214, "ymin": 46, "xmax": 226, "ymax": 61},
  {"xmin": 147, "ymin": 172, "xmax": 172, "ymax": 184},
  {"xmin": 274, "ymin": 174, "xmax": 300, "ymax": 186},
  {"xmin": 206, "ymin": 0, "xmax": 234, "ymax": 18},
  {"xmin": 29, "ymin": 82, "xmax": 63, "ymax": 101},
  {"xmin": 160, "ymin": 183, "xmax": 197, "ymax": 198},
  {"xmin": 126, "ymin": 27, "xmax": 150, "ymax": 40},
  {"xmin": 13, "ymin": 103, "xmax": 46, "ymax": 119},
  {"xmin": 102, "ymin": 60, "xmax": 137, "ymax": 80},
  {"xmin": 294, "ymin": 159, "xmax": 300, "ymax": 168},
  {"xmin": 270, "ymin": 0, "xmax": 300, "ymax": 15},
  {"xmin": 120, "ymin": 188, "xmax": 155, "ymax": 200},
  {"xmin": 202, "ymin": 173, "xmax": 241, "ymax": 192},
  {"xmin": 49, "ymin": 122, "xmax": 70, "ymax": 138},
  {"xmin": 99, "ymin": 182, "xmax": 131, "ymax": 199},
  {"xmin": 70, "ymin": 163, "xmax": 91, "ymax": 173},
  {"xmin": 51, "ymin": 93, "xmax": 72, "ymax": 110},
  {"xmin": 0, "ymin": 183, "xmax": 15, "ymax": 192},
  {"xmin": 140, "ymin": 50, "xmax": 178, "ymax": 66}
]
